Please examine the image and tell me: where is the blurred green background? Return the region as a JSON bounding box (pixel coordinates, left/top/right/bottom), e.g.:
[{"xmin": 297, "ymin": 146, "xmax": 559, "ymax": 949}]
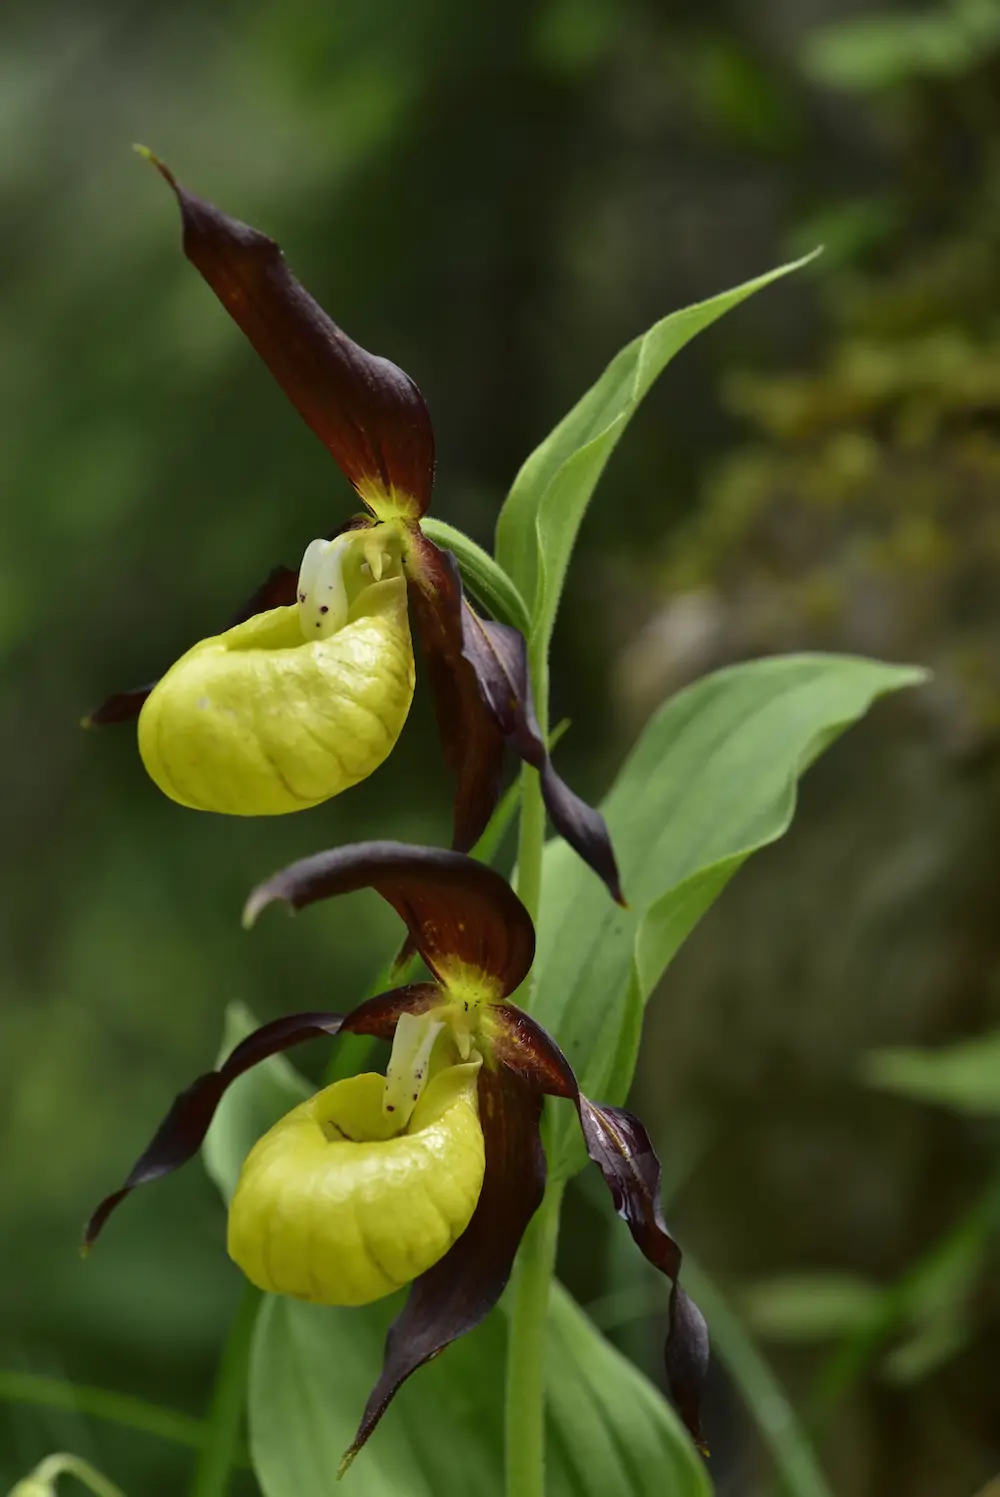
[{"xmin": 3, "ymin": 0, "xmax": 1000, "ymax": 1493}]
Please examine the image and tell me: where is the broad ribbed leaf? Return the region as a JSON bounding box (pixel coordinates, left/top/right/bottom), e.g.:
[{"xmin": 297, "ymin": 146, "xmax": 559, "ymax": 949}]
[
  {"xmin": 494, "ymin": 255, "xmax": 818, "ymax": 651},
  {"xmin": 545, "ymin": 1282, "xmax": 710, "ymax": 1497},
  {"xmin": 249, "ymin": 1283, "xmax": 707, "ymax": 1497},
  {"xmin": 529, "ymin": 654, "xmax": 925, "ymax": 1172}
]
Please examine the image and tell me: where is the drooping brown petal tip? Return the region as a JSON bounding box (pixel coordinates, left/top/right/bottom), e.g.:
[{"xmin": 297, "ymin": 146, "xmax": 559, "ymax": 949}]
[
  {"xmin": 82, "ymin": 683, "xmax": 156, "ymax": 729},
  {"xmin": 487, "ymin": 1004, "xmax": 708, "ymax": 1448},
  {"xmin": 136, "ymin": 148, "xmax": 435, "ymax": 518},
  {"xmin": 244, "ymin": 841, "xmax": 535, "ymax": 998}
]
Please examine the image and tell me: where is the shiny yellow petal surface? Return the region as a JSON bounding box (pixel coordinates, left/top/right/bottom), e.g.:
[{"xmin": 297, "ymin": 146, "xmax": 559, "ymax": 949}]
[
  {"xmin": 137, "ymin": 575, "xmax": 414, "ymax": 815},
  {"xmin": 227, "ymin": 1063, "xmax": 485, "ymax": 1306}
]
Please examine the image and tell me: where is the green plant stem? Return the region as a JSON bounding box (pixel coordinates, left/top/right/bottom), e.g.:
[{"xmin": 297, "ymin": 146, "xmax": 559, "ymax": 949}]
[
  {"xmin": 189, "ymin": 1283, "xmax": 261, "ymax": 1497},
  {"xmin": 515, "ymin": 761, "xmax": 546, "ymax": 936},
  {"xmin": 505, "ymin": 637, "xmax": 557, "ymax": 1497},
  {"xmin": 503, "ymin": 1181, "xmax": 564, "ymax": 1497},
  {"xmin": 26, "ymin": 1453, "xmax": 127, "ymax": 1497}
]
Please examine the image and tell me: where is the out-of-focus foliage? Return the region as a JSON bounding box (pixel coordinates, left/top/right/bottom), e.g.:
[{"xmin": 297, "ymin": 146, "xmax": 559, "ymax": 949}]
[
  {"xmin": 803, "ymin": 0, "xmax": 1000, "ymax": 93},
  {"xmin": 866, "ymin": 1030, "xmax": 1000, "ymax": 1115},
  {"xmin": 610, "ymin": 12, "xmax": 1000, "ymax": 1495}
]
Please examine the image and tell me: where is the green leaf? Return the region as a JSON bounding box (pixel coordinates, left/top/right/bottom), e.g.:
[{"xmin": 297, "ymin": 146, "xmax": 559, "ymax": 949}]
[
  {"xmin": 202, "ymin": 1001, "xmax": 311, "ymax": 1204},
  {"xmin": 863, "ymin": 1029, "xmax": 1000, "ymax": 1116},
  {"xmin": 544, "ymin": 1282, "xmax": 709, "ymax": 1497},
  {"xmin": 494, "ymin": 254, "xmax": 819, "ymax": 650},
  {"xmin": 529, "ymin": 654, "xmax": 925, "ymax": 1169},
  {"xmin": 420, "ymin": 517, "xmax": 532, "ymax": 636},
  {"xmin": 248, "ymin": 1284, "xmax": 706, "ymax": 1497},
  {"xmin": 249, "ymin": 1294, "xmax": 502, "ymax": 1497}
]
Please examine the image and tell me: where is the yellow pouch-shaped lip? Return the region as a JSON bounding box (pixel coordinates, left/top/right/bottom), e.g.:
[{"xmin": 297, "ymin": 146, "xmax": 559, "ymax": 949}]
[
  {"xmin": 228, "ymin": 1062, "xmax": 485, "ymax": 1306},
  {"xmin": 137, "ymin": 574, "xmax": 414, "ymax": 815}
]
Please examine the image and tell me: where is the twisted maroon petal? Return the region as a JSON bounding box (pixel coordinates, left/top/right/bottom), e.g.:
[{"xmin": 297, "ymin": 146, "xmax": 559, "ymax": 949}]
[
  {"xmin": 405, "ymin": 533, "xmax": 623, "ymax": 902},
  {"xmin": 342, "ymin": 1062, "xmax": 545, "ymax": 1468},
  {"xmin": 83, "ymin": 984, "xmax": 438, "ymax": 1250},
  {"xmin": 245, "ymin": 841, "xmax": 535, "ymax": 999},
  {"xmin": 489, "ymin": 1002, "xmax": 709, "ymax": 1450},
  {"xmin": 404, "ymin": 534, "xmax": 506, "ymax": 852},
  {"xmin": 146, "ymin": 152, "xmax": 435, "ymax": 517}
]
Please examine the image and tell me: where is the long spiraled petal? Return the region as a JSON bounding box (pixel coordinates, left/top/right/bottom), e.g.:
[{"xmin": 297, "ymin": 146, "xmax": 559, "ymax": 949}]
[
  {"xmin": 576, "ymin": 1097, "xmax": 710, "ymax": 1451},
  {"xmin": 489, "ymin": 1002, "xmax": 708, "ymax": 1449},
  {"xmin": 244, "ymin": 841, "xmax": 535, "ymax": 999},
  {"xmin": 143, "ymin": 152, "xmax": 435, "ymax": 519},
  {"xmin": 83, "ymin": 985, "xmax": 438, "ymax": 1250},
  {"xmin": 340, "ymin": 1062, "xmax": 545, "ymax": 1470},
  {"xmin": 405, "ymin": 533, "xmax": 623, "ymax": 902}
]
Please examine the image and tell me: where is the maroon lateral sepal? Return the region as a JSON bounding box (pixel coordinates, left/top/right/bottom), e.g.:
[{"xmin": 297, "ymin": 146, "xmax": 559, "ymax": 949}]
[
  {"xmin": 405, "ymin": 534, "xmax": 623, "ymax": 902},
  {"xmin": 343, "ymin": 1062, "xmax": 546, "ymax": 1466},
  {"xmin": 144, "ymin": 153, "xmax": 435, "ymax": 517},
  {"xmin": 244, "ymin": 841, "xmax": 535, "ymax": 998},
  {"xmin": 82, "ymin": 984, "xmax": 438, "ymax": 1251},
  {"xmin": 489, "ymin": 1002, "xmax": 709, "ymax": 1450}
]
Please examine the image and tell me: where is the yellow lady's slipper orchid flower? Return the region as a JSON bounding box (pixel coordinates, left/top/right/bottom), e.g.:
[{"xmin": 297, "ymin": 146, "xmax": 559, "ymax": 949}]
[
  {"xmin": 85, "ymin": 155, "xmax": 622, "ymax": 901},
  {"xmin": 138, "ymin": 547, "xmax": 413, "ymax": 815},
  {"xmin": 228, "ymin": 1060, "xmax": 484, "ymax": 1304},
  {"xmin": 85, "ymin": 844, "xmax": 706, "ymax": 1471}
]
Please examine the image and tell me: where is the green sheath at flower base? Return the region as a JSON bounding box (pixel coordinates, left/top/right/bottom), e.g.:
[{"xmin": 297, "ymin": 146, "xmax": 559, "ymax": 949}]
[
  {"xmin": 227, "ymin": 1061, "xmax": 485, "ymax": 1305},
  {"xmin": 138, "ymin": 559, "xmax": 414, "ymax": 816}
]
